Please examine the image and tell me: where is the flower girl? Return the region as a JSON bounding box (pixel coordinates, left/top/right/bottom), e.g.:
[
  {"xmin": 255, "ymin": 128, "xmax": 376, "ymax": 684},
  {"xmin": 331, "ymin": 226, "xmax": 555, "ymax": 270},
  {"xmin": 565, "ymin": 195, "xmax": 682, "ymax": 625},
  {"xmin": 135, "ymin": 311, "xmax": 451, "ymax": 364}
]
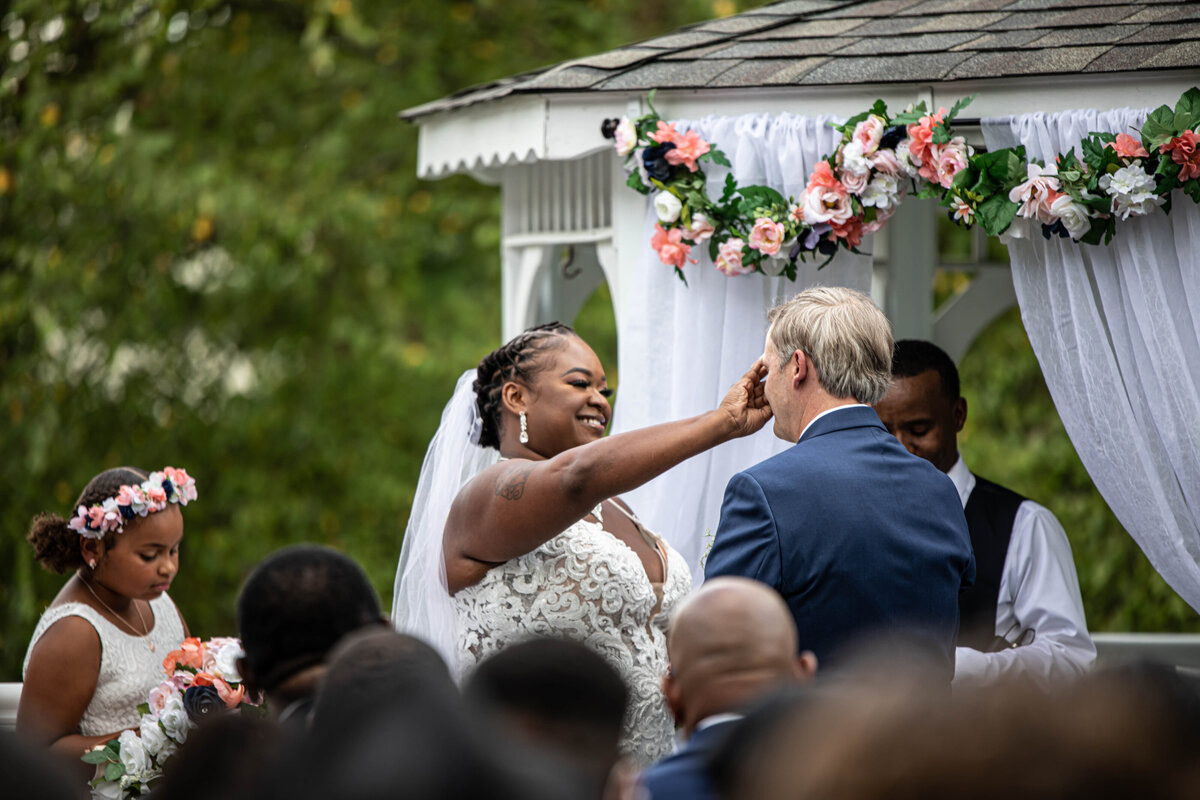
[{"xmin": 18, "ymin": 466, "xmax": 196, "ymax": 770}]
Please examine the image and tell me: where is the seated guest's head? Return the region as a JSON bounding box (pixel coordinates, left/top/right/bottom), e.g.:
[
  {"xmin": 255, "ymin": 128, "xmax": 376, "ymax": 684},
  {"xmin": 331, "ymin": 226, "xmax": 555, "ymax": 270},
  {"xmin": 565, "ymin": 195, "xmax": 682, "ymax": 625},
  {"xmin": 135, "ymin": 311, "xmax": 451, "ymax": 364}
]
[
  {"xmin": 873, "ymin": 338, "xmax": 965, "ymax": 474},
  {"xmin": 464, "ymin": 638, "xmax": 627, "ymax": 799},
  {"xmin": 728, "ymin": 666, "xmax": 1200, "ymax": 800},
  {"xmin": 764, "ymin": 287, "xmax": 893, "ymax": 441},
  {"xmin": 309, "ymin": 627, "xmax": 455, "ymax": 741},
  {"xmin": 152, "ymin": 715, "xmax": 281, "ymax": 800},
  {"xmin": 664, "ymin": 576, "xmax": 816, "ymax": 737},
  {"xmin": 236, "ymin": 545, "xmax": 385, "ymax": 720}
]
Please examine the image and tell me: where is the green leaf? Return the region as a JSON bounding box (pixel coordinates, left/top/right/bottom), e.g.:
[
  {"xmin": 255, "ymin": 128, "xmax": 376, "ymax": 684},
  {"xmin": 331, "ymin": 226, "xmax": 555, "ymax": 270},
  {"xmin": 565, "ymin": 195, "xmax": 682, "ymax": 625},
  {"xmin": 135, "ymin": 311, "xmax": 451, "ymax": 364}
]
[
  {"xmin": 82, "ymin": 749, "xmax": 112, "ymax": 765},
  {"xmin": 1176, "ymin": 86, "xmax": 1200, "ymax": 129},
  {"xmin": 737, "ymin": 184, "xmax": 787, "ymax": 209},
  {"xmin": 945, "ymin": 94, "xmax": 976, "ymax": 122},
  {"xmin": 137, "ymin": 702, "xmax": 150, "ymax": 716},
  {"xmin": 1141, "ymin": 104, "xmax": 1177, "ymax": 151},
  {"xmin": 891, "ymin": 101, "xmax": 928, "ymax": 126},
  {"xmin": 1185, "ymin": 179, "xmax": 1200, "ymax": 204},
  {"xmin": 705, "ymin": 148, "xmax": 731, "ymax": 168},
  {"xmin": 978, "ymin": 195, "xmax": 1019, "ymax": 236},
  {"xmin": 625, "ymin": 171, "xmax": 651, "ymax": 195},
  {"xmin": 105, "ymin": 762, "xmax": 126, "ymax": 782},
  {"xmin": 871, "ymin": 99, "xmax": 888, "ymax": 119}
]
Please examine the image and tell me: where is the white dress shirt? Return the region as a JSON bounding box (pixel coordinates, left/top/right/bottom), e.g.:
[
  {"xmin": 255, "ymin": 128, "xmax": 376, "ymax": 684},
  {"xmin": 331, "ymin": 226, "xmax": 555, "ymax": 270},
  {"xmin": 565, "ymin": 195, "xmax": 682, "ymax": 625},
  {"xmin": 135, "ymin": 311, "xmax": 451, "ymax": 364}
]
[{"xmin": 949, "ymin": 455, "xmax": 1096, "ymax": 689}]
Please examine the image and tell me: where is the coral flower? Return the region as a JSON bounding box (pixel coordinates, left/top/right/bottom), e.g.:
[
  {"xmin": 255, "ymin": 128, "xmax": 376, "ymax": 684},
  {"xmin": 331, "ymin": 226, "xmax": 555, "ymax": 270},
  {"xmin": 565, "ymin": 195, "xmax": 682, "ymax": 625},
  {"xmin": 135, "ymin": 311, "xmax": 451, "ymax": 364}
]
[
  {"xmin": 1108, "ymin": 133, "xmax": 1149, "ymax": 160},
  {"xmin": 906, "ymin": 107, "xmax": 947, "ymax": 167},
  {"xmin": 830, "ymin": 216, "xmax": 863, "ymax": 248},
  {"xmin": 650, "ymin": 223, "xmax": 693, "ymax": 269},
  {"xmin": 664, "ymin": 129, "xmax": 711, "ymax": 173},
  {"xmin": 1161, "ymin": 130, "xmax": 1200, "ymax": 181}
]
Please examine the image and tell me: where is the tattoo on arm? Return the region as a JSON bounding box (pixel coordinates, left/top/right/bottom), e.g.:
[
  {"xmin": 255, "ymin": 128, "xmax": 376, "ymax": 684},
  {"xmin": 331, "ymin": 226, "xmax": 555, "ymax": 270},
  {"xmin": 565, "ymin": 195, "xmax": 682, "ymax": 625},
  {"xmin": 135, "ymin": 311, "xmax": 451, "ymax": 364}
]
[{"xmin": 494, "ymin": 465, "xmax": 532, "ymax": 501}]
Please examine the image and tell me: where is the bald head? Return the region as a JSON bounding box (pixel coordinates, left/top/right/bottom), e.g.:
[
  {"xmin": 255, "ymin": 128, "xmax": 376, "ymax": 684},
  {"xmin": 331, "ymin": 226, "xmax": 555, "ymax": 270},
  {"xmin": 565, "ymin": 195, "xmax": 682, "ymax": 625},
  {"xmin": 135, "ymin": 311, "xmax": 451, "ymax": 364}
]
[{"xmin": 665, "ymin": 577, "xmax": 815, "ymax": 735}]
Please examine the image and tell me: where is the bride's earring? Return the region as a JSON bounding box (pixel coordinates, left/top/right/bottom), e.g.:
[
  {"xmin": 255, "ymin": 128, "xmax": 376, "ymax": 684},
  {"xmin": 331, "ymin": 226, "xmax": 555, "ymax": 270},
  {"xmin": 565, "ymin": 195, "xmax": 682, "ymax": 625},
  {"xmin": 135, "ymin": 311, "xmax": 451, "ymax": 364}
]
[
  {"xmin": 519, "ymin": 411, "xmax": 529, "ymax": 444},
  {"xmin": 88, "ymin": 560, "xmax": 96, "ymax": 569}
]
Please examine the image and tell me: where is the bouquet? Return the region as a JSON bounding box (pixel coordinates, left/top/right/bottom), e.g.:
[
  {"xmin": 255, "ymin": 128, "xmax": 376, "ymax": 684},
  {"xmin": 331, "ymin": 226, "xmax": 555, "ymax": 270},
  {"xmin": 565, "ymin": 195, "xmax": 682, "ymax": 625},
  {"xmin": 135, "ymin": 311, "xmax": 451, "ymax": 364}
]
[{"xmin": 82, "ymin": 637, "xmax": 260, "ymax": 799}]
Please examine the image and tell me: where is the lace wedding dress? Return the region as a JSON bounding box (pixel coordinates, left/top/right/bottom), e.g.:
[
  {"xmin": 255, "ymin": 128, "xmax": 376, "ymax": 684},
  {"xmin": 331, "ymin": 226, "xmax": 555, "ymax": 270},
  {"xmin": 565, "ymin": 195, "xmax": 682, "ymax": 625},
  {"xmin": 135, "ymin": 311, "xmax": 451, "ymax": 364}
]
[
  {"xmin": 454, "ymin": 506, "xmax": 692, "ymax": 766},
  {"xmin": 24, "ymin": 593, "xmax": 186, "ymax": 736}
]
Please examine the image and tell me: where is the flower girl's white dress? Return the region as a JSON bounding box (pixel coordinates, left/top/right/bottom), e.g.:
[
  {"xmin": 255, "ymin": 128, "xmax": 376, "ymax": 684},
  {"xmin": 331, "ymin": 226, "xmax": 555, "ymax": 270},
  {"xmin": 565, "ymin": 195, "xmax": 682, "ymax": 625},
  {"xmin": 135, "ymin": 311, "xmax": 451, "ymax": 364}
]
[
  {"xmin": 454, "ymin": 505, "xmax": 692, "ymax": 766},
  {"xmin": 24, "ymin": 594, "xmax": 186, "ymax": 735}
]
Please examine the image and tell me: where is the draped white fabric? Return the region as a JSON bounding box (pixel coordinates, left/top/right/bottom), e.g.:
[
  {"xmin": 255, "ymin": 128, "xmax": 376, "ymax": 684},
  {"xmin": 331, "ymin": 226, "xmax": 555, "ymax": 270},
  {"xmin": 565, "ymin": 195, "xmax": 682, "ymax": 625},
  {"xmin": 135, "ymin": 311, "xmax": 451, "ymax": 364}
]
[
  {"xmin": 983, "ymin": 109, "xmax": 1200, "ymax": 612},
  {"xmin": 610, "ymin": 113, "xmax": 872, "ymax": 585}
]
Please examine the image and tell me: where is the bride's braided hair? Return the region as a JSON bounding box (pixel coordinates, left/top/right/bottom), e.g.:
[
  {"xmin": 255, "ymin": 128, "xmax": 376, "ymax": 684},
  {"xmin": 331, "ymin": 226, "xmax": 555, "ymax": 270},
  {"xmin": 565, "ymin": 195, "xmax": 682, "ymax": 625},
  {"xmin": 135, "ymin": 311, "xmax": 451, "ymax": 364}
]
[{"xmin": 474, "ymin": 322, "xmax": 576, "ymax": 449}]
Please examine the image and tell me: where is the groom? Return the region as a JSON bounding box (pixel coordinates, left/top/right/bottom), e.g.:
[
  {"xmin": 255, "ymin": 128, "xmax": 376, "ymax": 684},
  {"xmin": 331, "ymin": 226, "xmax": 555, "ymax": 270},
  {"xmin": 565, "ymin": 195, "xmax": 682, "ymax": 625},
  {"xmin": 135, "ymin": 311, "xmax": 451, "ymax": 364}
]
[{"xmin": 705, "ymin": 287, "xmax": 974, "ymax": 681}]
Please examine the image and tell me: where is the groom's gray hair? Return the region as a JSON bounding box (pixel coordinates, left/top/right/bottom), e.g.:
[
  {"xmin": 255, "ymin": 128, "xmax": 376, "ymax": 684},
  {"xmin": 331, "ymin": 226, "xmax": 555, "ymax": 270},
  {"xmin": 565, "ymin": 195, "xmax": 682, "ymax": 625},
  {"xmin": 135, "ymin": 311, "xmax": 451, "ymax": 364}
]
[{"xmin": 767, "ymin": 286, "xmax": 893, "ymax": 405}]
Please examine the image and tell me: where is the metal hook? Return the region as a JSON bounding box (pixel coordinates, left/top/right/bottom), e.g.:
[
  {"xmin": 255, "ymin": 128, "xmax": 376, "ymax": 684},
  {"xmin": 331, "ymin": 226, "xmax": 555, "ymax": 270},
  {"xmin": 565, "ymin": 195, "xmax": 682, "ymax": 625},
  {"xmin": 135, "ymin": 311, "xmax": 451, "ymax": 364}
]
[{"xmin": 560, "ymin": 245, "xmax": 580, "ymax": 279}]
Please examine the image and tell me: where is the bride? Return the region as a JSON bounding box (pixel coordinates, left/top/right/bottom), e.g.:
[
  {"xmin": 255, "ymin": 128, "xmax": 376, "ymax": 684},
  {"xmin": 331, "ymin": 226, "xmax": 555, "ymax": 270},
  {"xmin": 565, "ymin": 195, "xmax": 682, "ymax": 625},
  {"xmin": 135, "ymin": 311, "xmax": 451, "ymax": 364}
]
[{"xmin": 393, "ymin": 322, "xmax": 770, "ymax": 765}]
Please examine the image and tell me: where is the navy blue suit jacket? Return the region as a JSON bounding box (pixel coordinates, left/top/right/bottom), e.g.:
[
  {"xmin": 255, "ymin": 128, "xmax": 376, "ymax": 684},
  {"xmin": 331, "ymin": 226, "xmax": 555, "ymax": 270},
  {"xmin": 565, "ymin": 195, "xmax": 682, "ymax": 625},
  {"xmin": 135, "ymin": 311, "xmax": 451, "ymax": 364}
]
[
  {"xmin": 705, "ymin": 406, "xmax": 974, "ymax": 679},
  {"xmin": 638, "ymin": 719, "xmax": 737, "ymax": 800}
]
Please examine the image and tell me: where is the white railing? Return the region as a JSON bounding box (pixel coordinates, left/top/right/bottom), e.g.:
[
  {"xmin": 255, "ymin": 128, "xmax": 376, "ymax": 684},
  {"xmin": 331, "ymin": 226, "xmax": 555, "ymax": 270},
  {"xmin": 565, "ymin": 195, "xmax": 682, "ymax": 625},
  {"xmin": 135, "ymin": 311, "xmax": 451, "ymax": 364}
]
[{"xmin": 1, "ymin": 682, "xmax": 20, "ymax": 733}]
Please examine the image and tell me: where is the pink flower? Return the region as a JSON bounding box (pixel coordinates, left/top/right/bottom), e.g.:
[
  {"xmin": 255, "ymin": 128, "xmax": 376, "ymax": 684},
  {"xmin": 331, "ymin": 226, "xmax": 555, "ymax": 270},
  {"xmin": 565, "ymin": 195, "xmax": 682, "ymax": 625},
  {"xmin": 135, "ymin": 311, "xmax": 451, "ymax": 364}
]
[
  {"xmin": 163, "ymin": 467, "xmax": 198, "ymax": 503},
  {"xmin": 906, "ymin": 107, "xmax": 947, "ymax": 168},
  {"xmin": 146, "ymin": 484, "xmax": 167, "ymax": 505},
  {"xmin": 830, "ymin": 216, "xmax": 863, "ymax": 248},
  {"xmin": 87, "ymin": 506, "xmax": 107, "ymax": 529},
  {"xmin": 933, "ymin": 137, "xmax": 972, "ymax": 189},
  {"xmin": 716, "ymin": 238, "xmax": 753, "ymax": 276},
  {"xmin": 869, "ymin": 148, "xmax": 901, "ymax": 176},
  {"xmin": 664, "ymin": 129, "xmax": 711, "ymax": 173},
  {"xmin": 799, "ymin": 162, "xmax": 852, "ymax": 225},
  {"xmin": 748, "ymin": 217, "xmax": 786, "ymax": 255},
  {"xmin": 1161, "ymin": 130, "xmax": 1200, "ymax": 181},
  {"xmin": 853, "ymin": 115, "xmax": 885, "ymax": 155},
  {"xmin": 148, "ymin": 681, "xmax": 181, "ymax": 714},
  {"xmin": 862, "ymin": 205, "xmax": 896, "ymax": 234},
  {"xmin": 839, "ymin": 167, "xmax": 868, "ymax": 194},
  {"xmin": 1008, "ymin": 163, "xmax": 1062, "ymax": 223},
  {"xmin": 613, "ymin": 118, "xmax": 637, "ymax": 157},
  {"xmin": 686, "ymin": 213, "xmax": 715, "ymax": 242},
  {"xmin": 650, "ymin": 223, "xmax": 693, "ymax": 269},
  {"xmin": 1108, "ymin": 133, "xmax": 1148, "ymax": 160}
]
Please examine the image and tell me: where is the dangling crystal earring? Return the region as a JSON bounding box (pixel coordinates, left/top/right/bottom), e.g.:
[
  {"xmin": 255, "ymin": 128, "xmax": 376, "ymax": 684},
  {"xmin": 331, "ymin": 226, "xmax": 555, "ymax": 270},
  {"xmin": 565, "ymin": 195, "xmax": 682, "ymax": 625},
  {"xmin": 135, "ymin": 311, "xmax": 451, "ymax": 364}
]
[{"xmin": 519, "ymin": 411, "xmax": 529, "ymax": 444}]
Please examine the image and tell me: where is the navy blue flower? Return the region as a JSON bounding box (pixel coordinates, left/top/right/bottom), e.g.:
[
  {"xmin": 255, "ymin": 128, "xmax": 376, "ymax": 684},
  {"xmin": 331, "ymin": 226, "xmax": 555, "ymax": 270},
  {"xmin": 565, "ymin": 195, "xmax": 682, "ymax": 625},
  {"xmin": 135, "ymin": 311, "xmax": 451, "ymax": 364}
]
[
  {"xmin": 1041, "ymin": 220, "xmax": 1069, "ymax": 240},
  {"xmin": 119, "ymin": 505, "xmax": 135, "ymax": 520},
  {"xmin": 600, "ymin": 118, "xmax": 620, "ymax": 139},
  {"xmin": 183, "ymin": 685, "xmax": 224, "ymax": 724},
  {"xmin": 161, "ymin": 478, "xmax": 176, "ymax": 500},
  {"xmin": 879, "ymin": 125, "xmax": 906, "ymax": 151},
  {"xmin": 643, "ymin": 143, "xmax": 677, "ymax": 182}
]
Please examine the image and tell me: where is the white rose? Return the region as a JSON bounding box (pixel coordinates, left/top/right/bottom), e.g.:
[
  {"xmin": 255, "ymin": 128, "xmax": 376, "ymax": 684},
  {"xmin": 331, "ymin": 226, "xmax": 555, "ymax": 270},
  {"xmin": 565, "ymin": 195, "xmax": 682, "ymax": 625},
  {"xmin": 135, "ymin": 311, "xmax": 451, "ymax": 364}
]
[
  {"xmin": 91, "ymin": 779, "xmax": 125, "ymax": 800},
  {"xmin": 654, "ymin": 191, "xmax": 682, "ymax": 223},
  {"xmin": 1049, "ymin": 194, "xmax": 1092, "ymax": 240},
  {"xmin": 138, "ymin": 716, "xmax": 169, "ymax": 759},
  {"xmin": 118, "ymin": 729, "xmax": 152, "ymax": 781},
  {"xmin": 613, "ymin": 118, "xmax": 637, "ymax": 157},
  {"xmin": 839, "ymin": 139, "xmax": 871, "ymax": 176},
  {"xmin": 861, "ymin": 173, "xmax": 900, "ymax": 210},
  {"xmin": 896, "ymin": 140, "xmax": 921, "ymax": 176},
  {"xmin": 204, "ymin": 638, "xmax": 245, "ymax": 683},
  {"xmin": 158, "ymin": 694, "xmax": 190, "ymax": 744}
]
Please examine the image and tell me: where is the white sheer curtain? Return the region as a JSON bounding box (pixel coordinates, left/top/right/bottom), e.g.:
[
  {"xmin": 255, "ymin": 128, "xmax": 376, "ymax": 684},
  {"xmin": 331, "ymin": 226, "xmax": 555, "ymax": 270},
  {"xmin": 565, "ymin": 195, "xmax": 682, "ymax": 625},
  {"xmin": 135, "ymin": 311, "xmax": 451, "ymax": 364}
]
[
  {"xmin": 983, "ymin": 109, "xmax": 1200, "ymax": 612},
  {"xmin": 611, "ymin": 113, "xmax": 872, "ymax": 584}
]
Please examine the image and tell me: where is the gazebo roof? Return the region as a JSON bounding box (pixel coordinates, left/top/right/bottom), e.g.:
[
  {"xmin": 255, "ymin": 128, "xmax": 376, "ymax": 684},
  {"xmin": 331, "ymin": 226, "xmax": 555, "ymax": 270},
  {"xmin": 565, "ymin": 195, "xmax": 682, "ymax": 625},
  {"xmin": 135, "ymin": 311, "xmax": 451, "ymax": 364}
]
[{"xmin": 403, "ymin": 0, "xmax": 1200, "ymax": 121}]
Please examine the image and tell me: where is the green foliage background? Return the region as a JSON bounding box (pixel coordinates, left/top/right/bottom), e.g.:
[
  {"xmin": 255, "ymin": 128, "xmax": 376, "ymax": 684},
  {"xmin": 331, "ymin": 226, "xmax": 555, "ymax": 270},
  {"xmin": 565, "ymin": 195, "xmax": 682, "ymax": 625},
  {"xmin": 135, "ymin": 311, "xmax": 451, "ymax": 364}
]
[{"xmin": 1, "ymin": 0, "xmax": 1194, "ymax": 680}]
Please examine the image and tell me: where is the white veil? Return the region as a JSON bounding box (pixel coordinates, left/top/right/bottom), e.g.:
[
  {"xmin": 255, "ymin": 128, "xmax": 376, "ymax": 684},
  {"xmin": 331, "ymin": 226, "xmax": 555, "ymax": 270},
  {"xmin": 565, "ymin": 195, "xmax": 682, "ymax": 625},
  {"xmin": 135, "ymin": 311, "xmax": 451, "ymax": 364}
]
[{"xmin": 391, "ymin": 369, "xmax": 499, "ymax": 676}]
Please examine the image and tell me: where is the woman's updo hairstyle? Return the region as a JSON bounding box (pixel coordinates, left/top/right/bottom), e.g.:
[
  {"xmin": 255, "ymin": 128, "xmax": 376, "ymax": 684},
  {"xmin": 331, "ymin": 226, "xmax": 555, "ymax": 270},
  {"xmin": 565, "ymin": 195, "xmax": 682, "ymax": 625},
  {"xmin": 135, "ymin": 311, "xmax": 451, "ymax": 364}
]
[
  {"xmin": 473, "ymin": 322, "xmax": 576, "ymax": 450},
  {"xmin": 27, "ymin": 466, "xmax": 149, "ymax": 574}
]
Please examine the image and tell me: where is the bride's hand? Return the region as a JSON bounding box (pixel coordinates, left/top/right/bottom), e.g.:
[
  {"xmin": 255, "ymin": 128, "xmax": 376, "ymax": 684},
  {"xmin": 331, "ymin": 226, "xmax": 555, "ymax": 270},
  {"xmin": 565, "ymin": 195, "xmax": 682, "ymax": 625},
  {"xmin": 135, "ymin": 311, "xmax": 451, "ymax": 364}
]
[{"xmin": 718, "ymin": 358, "xmax": 772, "ymax": 437}]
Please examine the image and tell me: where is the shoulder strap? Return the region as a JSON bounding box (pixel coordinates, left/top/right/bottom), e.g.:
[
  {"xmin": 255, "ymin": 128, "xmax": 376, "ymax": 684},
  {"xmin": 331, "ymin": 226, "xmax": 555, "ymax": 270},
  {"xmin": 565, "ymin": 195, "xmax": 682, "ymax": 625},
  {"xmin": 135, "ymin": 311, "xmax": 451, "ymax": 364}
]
[{"xmin": 958, "ymin": 475, "xmax": 1026, "ymax": 651}]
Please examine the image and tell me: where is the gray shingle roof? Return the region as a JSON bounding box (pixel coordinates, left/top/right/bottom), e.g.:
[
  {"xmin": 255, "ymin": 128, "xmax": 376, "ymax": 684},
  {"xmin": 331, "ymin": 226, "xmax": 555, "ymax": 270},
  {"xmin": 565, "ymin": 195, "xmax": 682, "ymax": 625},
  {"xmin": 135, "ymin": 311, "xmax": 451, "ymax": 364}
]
[{"xmin": 402, "ymin": 0, "xmax": 1200, "ymax": 119}]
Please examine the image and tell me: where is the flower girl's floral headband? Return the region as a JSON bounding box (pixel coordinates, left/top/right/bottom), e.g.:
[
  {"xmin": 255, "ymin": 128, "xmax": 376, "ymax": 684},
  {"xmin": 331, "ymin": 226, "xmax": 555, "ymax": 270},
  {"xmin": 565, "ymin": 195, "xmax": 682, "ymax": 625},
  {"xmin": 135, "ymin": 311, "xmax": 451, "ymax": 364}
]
[{"xmin": 68, "ymin": 467, "xmax": 198, "ymax": 538}]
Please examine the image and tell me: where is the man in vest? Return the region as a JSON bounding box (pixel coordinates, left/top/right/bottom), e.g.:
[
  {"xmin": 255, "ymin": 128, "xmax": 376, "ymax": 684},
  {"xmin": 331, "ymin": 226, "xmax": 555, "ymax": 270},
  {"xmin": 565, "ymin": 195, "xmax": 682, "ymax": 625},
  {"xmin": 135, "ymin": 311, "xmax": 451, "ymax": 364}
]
[{"xmin": 874, "ymin": 339, "xmax": 1095, "ymax": 689}]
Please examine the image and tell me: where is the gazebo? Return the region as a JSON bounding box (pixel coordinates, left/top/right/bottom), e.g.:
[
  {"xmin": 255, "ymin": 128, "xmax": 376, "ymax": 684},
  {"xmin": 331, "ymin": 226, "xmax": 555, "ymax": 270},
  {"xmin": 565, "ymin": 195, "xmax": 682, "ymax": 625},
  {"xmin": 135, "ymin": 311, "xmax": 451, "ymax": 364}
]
[{"xmin": 400, "ymin": 0, "xmax": 1200, "ymax": 653}]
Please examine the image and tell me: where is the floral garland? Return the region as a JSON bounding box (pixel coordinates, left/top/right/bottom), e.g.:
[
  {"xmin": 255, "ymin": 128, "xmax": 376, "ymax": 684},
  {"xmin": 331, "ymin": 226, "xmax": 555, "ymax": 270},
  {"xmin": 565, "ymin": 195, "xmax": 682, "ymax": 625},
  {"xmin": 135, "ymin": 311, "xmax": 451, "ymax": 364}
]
[
  {"xmin": 82, "ymin": 637, "xmax": 261, "ymax": 799},
  {"xmin": 602, "ymin": 87, "xmax": 1200, "ymax": 282},
  {"xmin": 68, "ymin": 467, "xmax": 198, "ymax": 538}
]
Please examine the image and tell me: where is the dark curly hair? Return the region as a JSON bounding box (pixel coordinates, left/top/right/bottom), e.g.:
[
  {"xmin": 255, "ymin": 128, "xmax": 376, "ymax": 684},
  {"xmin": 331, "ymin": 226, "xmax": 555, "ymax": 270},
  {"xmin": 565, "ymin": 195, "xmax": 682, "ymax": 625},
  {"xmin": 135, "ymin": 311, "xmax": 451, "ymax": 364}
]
[
  {"xmin": 473, "ymin": 322, "xmax": 576, "ymax": 450},
  {"xmin": 27, "ymin": 466, "xmax": 150, "ymax": 574}
]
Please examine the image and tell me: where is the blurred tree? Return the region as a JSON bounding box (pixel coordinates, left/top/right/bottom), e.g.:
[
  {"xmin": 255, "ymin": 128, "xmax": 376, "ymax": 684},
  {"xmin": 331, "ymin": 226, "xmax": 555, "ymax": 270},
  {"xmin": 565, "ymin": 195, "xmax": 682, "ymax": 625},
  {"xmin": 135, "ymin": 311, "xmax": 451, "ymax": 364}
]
[{"xmin": 0, "ymin": 0, "xmax": 766, "ymax": 679}]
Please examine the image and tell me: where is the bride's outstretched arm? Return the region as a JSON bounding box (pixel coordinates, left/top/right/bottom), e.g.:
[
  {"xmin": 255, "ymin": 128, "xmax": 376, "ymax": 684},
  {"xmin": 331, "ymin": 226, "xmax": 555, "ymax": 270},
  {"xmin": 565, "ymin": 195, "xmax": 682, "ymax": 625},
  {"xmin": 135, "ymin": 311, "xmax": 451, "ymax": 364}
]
[{"xmin": 444, "ymin": 359, "xmax": 771, "ymax": 592}]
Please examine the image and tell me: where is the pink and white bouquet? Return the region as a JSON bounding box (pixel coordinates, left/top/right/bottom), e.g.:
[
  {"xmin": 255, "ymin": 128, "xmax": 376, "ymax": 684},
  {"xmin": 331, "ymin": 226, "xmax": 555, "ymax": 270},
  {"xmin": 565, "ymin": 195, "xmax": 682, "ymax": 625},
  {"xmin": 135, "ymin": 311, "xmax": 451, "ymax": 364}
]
[{"xmin": 82, "ymin": 637, "xmax": 260, "ymax": 799}]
